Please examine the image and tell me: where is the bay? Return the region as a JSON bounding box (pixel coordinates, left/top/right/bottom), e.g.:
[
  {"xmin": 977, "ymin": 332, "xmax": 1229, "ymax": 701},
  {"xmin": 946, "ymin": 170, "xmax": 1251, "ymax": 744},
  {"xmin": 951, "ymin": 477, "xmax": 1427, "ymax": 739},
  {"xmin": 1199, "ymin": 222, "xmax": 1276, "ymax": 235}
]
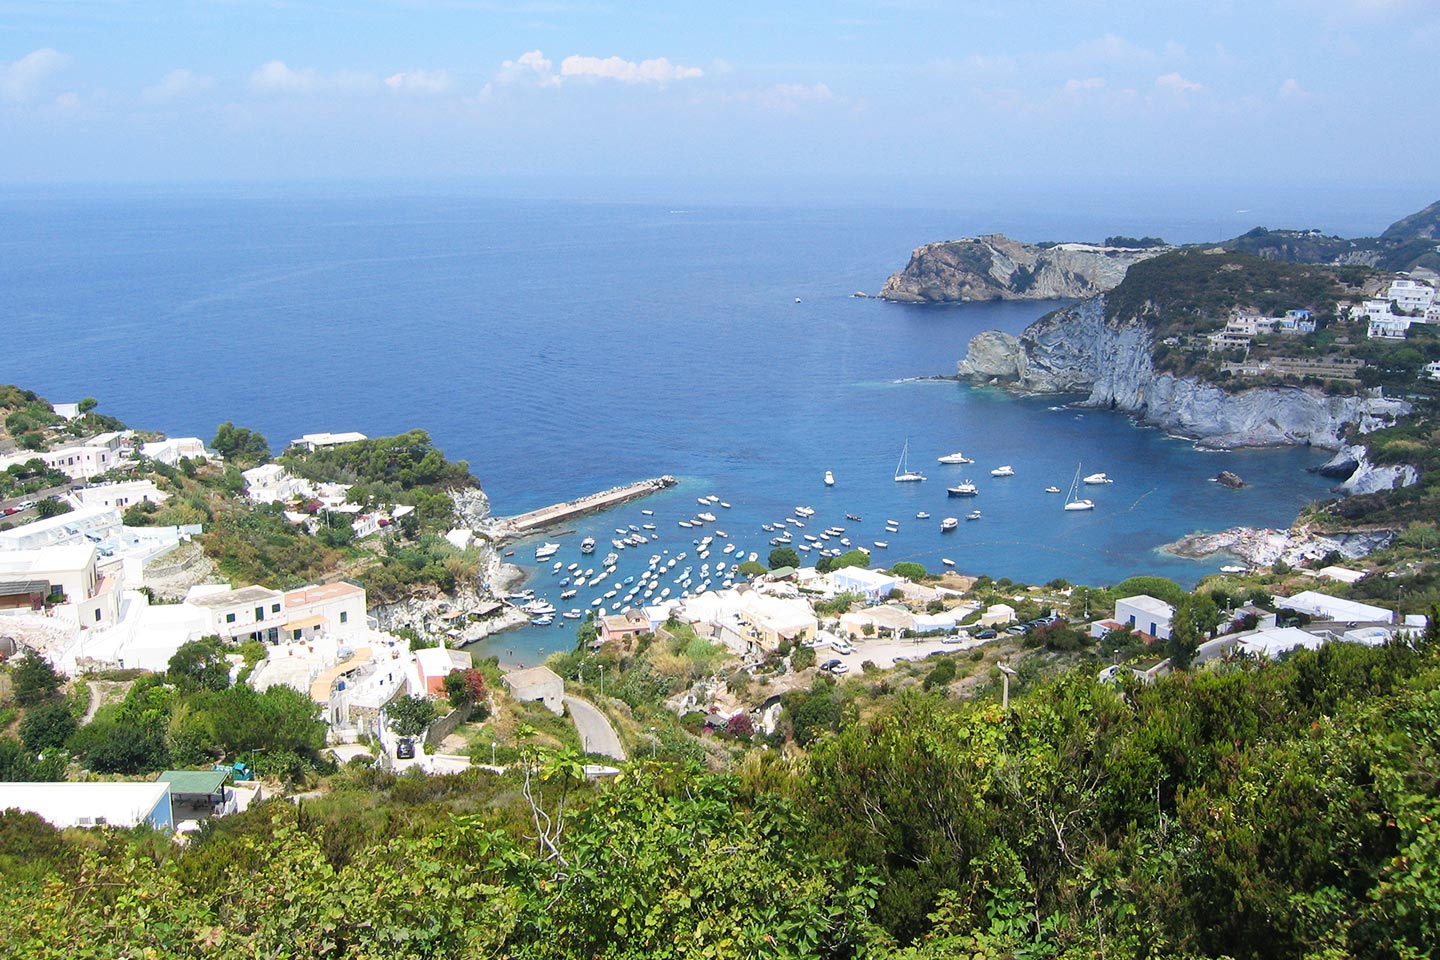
[{"xmin": 0, "ymin": 193, "xmax": 1335, "ymax": 664}]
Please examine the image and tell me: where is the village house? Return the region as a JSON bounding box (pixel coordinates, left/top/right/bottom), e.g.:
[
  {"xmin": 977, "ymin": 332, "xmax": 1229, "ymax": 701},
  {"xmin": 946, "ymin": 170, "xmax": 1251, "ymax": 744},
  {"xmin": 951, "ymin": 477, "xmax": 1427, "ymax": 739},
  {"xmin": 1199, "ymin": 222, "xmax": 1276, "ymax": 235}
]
[
  {"xmin": 1114, "ymin": 595, "xmax": 1175, "ymax": 641},
  {"xmin": 1387, "ymin": 276, "xmax": 1436, "ymax": 314},
  {"xmin": 71, "ymin": 478, "xmax": 168, "ymax": 512}
]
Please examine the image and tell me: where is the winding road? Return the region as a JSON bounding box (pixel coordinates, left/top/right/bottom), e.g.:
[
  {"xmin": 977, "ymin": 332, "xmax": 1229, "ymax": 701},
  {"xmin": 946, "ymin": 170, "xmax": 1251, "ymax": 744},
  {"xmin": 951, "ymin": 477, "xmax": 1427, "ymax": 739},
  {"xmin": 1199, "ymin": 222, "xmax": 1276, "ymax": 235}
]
[{"xmin": 564, "ymin": 695, "xmax": 626, "ymax": 761}]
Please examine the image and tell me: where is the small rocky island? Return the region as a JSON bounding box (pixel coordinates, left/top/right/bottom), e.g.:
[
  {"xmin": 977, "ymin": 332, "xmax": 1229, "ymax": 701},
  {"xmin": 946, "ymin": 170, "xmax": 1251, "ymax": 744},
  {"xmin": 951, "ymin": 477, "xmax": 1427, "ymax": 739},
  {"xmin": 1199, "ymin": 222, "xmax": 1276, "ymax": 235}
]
[{"xmin": 878, "ymin": 233, "xmax": 1166, "ymax": 303}]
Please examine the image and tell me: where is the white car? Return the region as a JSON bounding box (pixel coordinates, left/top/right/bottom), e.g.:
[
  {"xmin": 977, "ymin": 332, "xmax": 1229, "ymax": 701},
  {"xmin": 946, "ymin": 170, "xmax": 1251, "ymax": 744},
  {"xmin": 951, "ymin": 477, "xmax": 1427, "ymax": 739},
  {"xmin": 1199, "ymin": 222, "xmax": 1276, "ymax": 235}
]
[
  {"xmin": 826, "ymin": 660, "xmax": 851, "ymax": 675},
  {"xmin": 830, "ymin": 639, "xmax": 854, "ymax": 655}
]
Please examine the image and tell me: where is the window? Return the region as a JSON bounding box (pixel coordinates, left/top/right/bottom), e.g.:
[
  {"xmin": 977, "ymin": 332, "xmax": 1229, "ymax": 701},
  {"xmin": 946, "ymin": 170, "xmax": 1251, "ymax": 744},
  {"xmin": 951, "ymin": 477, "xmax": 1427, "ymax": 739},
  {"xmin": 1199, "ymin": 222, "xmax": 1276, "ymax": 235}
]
[
  {"xmin": 293, "ymin": 629, "xmax": 302, "ymax": 640},
  {"xmin": 226, "ymin": 612, "xmax": 237, "ymax": 624},
  {"xmin": 271, "ymin": 603, "xmax": 281, "ymax": 613},
  {"xmin": 255, "ymin": 606, "xmax": 264, "ymax": 621},
  {"xmin": 94, "ymin": 610, "xmax": 102, "ymax": 623},
  {"xmin": 339, "ymin": 611, "xmax": 348, "ymax": 624}
]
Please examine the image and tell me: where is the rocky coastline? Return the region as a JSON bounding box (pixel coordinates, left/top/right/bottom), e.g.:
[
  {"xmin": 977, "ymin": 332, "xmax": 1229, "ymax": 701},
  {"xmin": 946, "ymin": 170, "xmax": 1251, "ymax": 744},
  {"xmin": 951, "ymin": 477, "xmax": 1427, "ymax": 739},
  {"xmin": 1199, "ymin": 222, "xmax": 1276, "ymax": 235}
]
[{"xmin": 1162, "ymin": 525, "xmax": 1398, "ymax": 568}]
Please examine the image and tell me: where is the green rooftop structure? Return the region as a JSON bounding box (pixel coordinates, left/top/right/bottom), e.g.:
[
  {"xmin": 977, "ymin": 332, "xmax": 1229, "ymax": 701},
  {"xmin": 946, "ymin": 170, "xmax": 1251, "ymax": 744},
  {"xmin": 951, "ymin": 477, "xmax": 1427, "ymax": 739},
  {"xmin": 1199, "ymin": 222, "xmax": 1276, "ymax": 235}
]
[{"xmin": 155, "ymin": 770, "xmax": 232, "ymax": 819}]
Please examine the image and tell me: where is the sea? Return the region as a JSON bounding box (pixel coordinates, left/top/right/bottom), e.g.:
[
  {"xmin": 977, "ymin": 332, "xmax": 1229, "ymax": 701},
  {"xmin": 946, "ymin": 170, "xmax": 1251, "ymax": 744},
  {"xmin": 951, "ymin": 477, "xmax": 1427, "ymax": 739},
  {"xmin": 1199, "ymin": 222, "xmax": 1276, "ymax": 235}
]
[{"xmin": 2, "ymin": 188, "xmax": 1375, "ymax": 665}]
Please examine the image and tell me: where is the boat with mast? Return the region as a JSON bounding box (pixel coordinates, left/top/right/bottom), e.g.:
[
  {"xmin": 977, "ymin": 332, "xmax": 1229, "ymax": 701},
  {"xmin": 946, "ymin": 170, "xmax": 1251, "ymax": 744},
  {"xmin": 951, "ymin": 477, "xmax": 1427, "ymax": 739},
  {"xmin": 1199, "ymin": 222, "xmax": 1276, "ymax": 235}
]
[
  {"xmin": 893, "ymin": 440, "xmax": 926, "ymax": 482},
  {"xmin": 1064, "ymin": 464, "xmax": 1095, "ymax": 511}
]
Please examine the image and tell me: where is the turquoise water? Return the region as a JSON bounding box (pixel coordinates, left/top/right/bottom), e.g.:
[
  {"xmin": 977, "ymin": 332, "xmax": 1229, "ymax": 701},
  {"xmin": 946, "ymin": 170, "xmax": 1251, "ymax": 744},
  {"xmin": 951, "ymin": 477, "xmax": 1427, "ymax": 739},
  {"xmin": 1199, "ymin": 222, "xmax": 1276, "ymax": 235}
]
[{"xmin": 0, "ymin": 194, "xmax": 1335, "ymax": 665}]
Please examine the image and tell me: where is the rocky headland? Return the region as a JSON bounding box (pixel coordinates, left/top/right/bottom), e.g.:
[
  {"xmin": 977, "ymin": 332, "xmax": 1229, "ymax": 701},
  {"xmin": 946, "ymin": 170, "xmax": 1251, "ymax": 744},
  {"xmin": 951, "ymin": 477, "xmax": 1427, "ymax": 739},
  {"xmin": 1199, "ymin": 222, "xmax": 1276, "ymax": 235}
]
[{"xmin": 879, "ymin": 234, "xmax": 1166, "ymax": 303}]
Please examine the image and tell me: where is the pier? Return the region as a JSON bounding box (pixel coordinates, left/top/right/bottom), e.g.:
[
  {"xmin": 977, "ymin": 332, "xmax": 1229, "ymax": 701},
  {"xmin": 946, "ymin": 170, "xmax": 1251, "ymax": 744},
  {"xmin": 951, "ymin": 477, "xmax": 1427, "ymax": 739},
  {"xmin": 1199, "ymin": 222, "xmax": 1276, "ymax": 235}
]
[{"xmin": 494, "ymin": 476, "xmax": 677, "ymax": 537}]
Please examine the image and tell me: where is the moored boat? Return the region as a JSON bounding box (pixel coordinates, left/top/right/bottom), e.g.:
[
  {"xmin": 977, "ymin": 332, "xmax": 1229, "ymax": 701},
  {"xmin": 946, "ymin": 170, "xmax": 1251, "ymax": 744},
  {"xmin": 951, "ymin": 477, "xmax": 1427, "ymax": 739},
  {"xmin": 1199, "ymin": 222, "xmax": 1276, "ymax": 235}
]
[{"xmin": 947, "ymin": 481, "xmax": 978, "ymax": 497}]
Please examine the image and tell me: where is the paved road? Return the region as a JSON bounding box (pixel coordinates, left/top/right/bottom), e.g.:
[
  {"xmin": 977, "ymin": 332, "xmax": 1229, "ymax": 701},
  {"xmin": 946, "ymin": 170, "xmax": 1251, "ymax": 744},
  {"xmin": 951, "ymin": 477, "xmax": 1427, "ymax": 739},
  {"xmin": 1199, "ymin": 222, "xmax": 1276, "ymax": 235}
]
[{"xmin": 564, "ymin": 695, "xmax": 626, "ymax": 761}]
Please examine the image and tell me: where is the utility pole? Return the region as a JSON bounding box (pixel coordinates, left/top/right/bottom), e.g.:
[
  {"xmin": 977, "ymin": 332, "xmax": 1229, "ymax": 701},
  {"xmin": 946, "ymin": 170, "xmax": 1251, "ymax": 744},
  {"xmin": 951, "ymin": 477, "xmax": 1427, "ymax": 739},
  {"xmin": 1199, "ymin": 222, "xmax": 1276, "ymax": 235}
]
[{"xmin": 998, "ymin": 662, "xmax": 1017, "ymax": 710}]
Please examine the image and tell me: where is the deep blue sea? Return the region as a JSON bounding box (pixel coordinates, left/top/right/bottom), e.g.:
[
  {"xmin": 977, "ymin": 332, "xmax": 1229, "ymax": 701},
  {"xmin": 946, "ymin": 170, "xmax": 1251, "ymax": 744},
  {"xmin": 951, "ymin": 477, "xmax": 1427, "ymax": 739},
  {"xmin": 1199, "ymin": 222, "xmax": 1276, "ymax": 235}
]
[{"xmin": 1, "ymin": 191, "xmax": 1342, "ymax": 664}]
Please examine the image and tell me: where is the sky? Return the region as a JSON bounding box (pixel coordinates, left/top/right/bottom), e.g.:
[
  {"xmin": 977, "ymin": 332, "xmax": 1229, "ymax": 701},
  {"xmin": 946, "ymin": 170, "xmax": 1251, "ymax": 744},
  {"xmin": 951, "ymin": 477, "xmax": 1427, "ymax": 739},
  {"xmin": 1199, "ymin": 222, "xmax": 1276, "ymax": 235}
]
[{"xmin": 1, "ymin": 0, "xmax": 1437, "ymax": 209}]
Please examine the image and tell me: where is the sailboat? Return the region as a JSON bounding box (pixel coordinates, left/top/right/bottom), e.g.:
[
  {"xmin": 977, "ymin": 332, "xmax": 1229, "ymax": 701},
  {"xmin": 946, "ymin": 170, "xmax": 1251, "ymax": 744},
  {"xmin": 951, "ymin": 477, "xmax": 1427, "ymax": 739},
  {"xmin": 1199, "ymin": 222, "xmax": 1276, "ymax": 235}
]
[
  {"xmin": 893, "ymin": 440, "xmax": 926, "ymax": 482},
  {"xmin": 1064, "ymin": 464, "xmax": 1095, "ymax": 511}
]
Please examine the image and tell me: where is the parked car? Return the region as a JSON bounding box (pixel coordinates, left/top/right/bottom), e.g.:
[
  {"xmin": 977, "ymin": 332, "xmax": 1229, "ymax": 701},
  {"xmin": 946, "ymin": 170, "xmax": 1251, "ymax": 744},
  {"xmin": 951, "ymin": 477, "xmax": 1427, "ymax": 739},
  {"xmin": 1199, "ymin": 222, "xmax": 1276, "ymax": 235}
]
[
  {"xmin": 827, "ymin": 661, "xmax": 851, "ymax": 675},
  {"xmin": 830, "ymin": 638, "xmax": 854, "ymax": 655},
  {"xmin": 820, "ymin": 658, "xmax": 843, "ymax": 673},
  {"xmin": 974, "ymin": 629, "xmax": 998, "ymax": 640},
  {"xmin": 395, "ymin": 738, "xmax": 416, "ymax": 759},
  {"xmin": 14, "ymin": 500, "xmax": 35, "ymax": 511}
]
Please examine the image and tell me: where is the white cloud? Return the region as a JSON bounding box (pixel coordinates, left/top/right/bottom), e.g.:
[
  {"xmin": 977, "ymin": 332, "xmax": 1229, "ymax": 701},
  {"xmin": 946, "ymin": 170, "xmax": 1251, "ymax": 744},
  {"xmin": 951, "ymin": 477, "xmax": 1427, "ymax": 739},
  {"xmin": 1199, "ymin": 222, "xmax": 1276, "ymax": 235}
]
[
  {"xmin": 1064, "ymin": 77, "xmax": 1106, "ymax": 93},
  {"xmin": 559, "ymin": 54, "xmax": 702, "ymax": 85},
  {"xmin": 1155, "ymin": 72, "xmax": 1202, "ymax": 94},
  {"xmin": 498, "ymin": 49, "xmax": 560, "ymax": 87},
  {"xmin": 1, "ymin": 47, "xmax": 70, "ymax": 103},
  {"xmin": 385, "ymin": 69, "xmax": 453, "ymax": 94},
  {"xmin": 141, "ymin": 68, "xmax": 215, "ymax": 104},
  {"xmin": 1278, "ymin": 77, "xmax": 1308, "ymax": 98},
  {"xmin": 249, "ymin": 60, "xmax": 379, "ymax": 95}
]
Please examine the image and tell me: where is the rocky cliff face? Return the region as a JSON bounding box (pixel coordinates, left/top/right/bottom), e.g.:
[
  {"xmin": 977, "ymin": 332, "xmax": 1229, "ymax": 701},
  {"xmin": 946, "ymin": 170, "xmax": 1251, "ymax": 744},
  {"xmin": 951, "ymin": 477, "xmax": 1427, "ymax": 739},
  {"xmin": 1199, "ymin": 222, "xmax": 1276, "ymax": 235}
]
[
  {"xmin": 1318, "ymin": 444, "xmax": 1420, "ymax": 495},
  {"xmin": 955, "ymin": 296, "xmax": 1413, "ymax": 449},
  {"xmin": 880, "ymin": 234, "xmax": 1164, "ymax": 303}
]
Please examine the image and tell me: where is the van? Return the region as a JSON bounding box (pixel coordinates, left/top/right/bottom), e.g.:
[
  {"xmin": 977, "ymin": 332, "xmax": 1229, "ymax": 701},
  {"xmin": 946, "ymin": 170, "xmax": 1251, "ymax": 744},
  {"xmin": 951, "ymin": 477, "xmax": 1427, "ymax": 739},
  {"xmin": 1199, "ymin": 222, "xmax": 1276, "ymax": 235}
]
[{"xmin": 830, "ymin": 638, "xmax": 854, "ymax": 655}]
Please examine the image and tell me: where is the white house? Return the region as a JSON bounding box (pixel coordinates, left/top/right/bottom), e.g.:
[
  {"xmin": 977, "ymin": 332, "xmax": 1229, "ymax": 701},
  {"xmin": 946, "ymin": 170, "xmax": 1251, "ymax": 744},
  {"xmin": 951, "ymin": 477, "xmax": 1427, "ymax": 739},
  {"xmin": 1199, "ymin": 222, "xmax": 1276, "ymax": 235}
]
[
  {"xmin": 1388, "ymin": 277, "xmax": 1436, "ymax": 314},
  {"xmin": 185, "ymin": 584, "xmax": 289, "ymax": 641},
  {"xmin": 139, "ymin": 436, "xmax": 210, "ymax": 465},
  {"xmin": 735, "ymin": 592, "xmax": 817, "ymax": 649},
  {"xmin": 72, "ymin": 479, "xmax": 168, "ymax": 512},
  {"xmin": 1424, "ymin": 360, "xmax": 1440, "ymax": 382},
  {"xmin": 503, "ymin": 665, "xmax": 565, "ymax": 715},
  {"xmin": 241, "ymin": 464, "xmax": 309, "ymax": 504},
  {"xmin": 0, "ymin": 506, "xmax": 122, "ymax": 552},
  {"xmin": 1275, "ymin": 590, "xmax": 1393, "ymax": 624},
  {"xmin": 283, "ymin": 581, "xmax": 368, "ymax": 641},
  {"xmin": 0, "ymin": 781, "xmax": 173, "ymax": 830},
  {"xmin": 829, "ymin": 566, "xmax": 898, "ymax": 599},
  {"xmin": 0, "ymin": 441, "xmax": 119, "ymax": 480},
  {"xmin": 1368, "ymin": 316, "xmax": 1412, "ymax": 340},
  {"xmin": 1115, "ymin": 595, "xmax": 1175, "ymax": 641},
  {"xmin": 290, "ymin": 431, "xmax": 368, "ymax": 452}
]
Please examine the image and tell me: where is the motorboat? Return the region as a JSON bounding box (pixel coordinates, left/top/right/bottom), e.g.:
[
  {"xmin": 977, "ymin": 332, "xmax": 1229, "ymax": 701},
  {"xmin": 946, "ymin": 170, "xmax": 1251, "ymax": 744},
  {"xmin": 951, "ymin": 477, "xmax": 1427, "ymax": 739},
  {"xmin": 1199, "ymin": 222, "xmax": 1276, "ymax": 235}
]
[
  {"xmin": 915, "ymin": 511, "xmax": 930, "ymax": 519},
  {"xmin": 641, "ymin": 509, "xmax": 653, "ymax": 516},
  {"xmin": 845, "ymin": 514, "xmax": 862, "ymax": 521},
  {"xmin": 1083, "ymin": 472, "xmax": 1114, "ymax": 484},
  {"xmin": 795, "ymin": 506, "xmax": 816, "ymax": 517},
  {"xmin": 966, "ymin": 511, "xmax": 981, "ymax": 521},
  {"xmin": 580, "ymin": 537, "xmax": 596, "ymax": 554},
  {"xmin": 824, "ymin": 470, "xmax": 835, "ymax": 486},
  {"xmin": 720, "ymin": 502, "xmax": 731, "ymax": 508},
  {"xmin": 1045, "ymin": 486, "xmax": 1061, "ymax": 494},
  {"xmin": 1064, "ymin": 464, "xmax": 1096, "ymax": 511},
  {"xmin": 535, "ymin": 542, "xmax": 560, "ymax": 561},
  {"xmin": 940, "ymin": 517, "xmax": 958, "ymax": 532},
  {"xmin": 873, "ymin": 541, "xmax": 889, "ymax": 548},
  {"xmin": 947, "ymin": 481, "xmax": 979, "ymax": 497},
  {"xmin": 990, "ymin": 465, "xmax": 1015, "ymax": 477},
  {"xmin": 942, "ymin": 558, "xmax": 955, "ymax": 567},
  {"xmin": 937, "ymin": 452, "xmax": 974, "ymax": 464},
  {"xmin": 698, "ymin": 512, "xmax": 717, "ymax": 522},
  {"xmin": 1220, "ymin": 565, "xmax": 1247, "ymax": 574},
  {"xmin": 603, "ymin": 552, "xmax": 619, "ymax": 567},
  {"xmin": 893, "ymin": 440, "xmax": 926, "ymax": 482}
]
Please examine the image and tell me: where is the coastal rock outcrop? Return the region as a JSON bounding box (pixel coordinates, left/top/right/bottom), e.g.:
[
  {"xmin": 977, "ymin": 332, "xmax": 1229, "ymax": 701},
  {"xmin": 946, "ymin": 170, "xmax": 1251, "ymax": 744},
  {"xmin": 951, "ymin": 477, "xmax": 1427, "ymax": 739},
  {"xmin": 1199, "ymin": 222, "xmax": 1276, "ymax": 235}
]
[
  {"xmin": 1215, "ymin": 471, "xmax": 1247, "ymax": 489},
  {"xmin": 955, "ymin": 295, "xmax": 1413, "ymax": 449},
  {"xmin": 1164, "ymin": 526, "xmax": 1397, "ymax": 567},
  {"xmin": 880, "ymin": 234, "xmax": 1165, "ymax": 303}
]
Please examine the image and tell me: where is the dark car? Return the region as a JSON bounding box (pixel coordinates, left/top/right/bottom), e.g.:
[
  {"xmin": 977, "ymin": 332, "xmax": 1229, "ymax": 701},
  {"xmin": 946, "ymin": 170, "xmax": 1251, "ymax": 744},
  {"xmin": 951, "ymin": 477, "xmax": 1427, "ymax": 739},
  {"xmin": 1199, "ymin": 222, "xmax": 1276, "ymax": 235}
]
[
  {"xmin": 395, "ymin": 738, "xmax": 416, "ymax": 759},
  {"xmin": 974, "ymin": 629, "xmax": 998, "ymax": 640},
  {"xmin": 820, "ymin": 658, "xmax": 842, "ymax": 672}
]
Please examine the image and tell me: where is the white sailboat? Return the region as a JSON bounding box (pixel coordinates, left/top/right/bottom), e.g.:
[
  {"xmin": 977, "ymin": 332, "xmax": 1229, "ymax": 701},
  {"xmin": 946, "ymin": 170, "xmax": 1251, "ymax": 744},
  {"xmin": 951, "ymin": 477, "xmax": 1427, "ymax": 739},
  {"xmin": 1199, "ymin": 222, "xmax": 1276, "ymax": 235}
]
[
  {"xmin": 893, "ymin": 440, "xmax": 926, "ymax": 482},
  {"xmin": 1064, "ymin": 464, "xmax": 1095, "ymax": 511}
]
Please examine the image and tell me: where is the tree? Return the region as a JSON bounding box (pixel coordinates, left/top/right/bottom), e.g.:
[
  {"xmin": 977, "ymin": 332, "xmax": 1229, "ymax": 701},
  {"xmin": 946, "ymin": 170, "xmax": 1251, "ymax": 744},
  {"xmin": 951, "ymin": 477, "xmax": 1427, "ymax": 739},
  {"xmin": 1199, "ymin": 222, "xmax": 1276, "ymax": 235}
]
[
  {"xmin": 388, "ymin": 695, "xmax": 438, "ymax": 737},
  {"xmin": 167, "ymin": 637, "xmax": 232, "ymax": 692},
  {"xmin": 33, "ymin": 499, "xmax": 70, "ymax": 520},
  {"xmin": 18, "ymin": 702, "xmax": 76, "ymax": 753},
  {"xmin": 442, "ymin": 668, "xmax": 487, "ymax": 709},
  {"xmin": 768, "ymin": 546, "xmax": 799, "ymax": 570},
  {"xmin": 77, "ymin": 397, "xmax": 98, "ymax": 414},
  {"xmin": 80, "ymin": 721, "xmax": 171, "ymax": 774},
  {"xmin": 923, "ymin": 657, "xmax": 957, "ymax": 690},
  {"xmin": 791, "ymin": 644, "xmax": 817, "ymax": 671},
  {"xmin": 211, "ymin": 421, "xmax": 271, "ymax": 466},
  {"xmin": 724, "ymin": 712, "xmax": 755, "ymax": 739},
  {"xmin": 0, "ymin": 737, "xmax": 65, "ymax": 782},
  {"xmin": 829, "ymin": 549, "xmax": 872, "ymax": 571},
  {"xmin": 892, "ymin": 561, "xmax": 928, "ymax": 581},
  {"xmin": 10, "ymin": 652, "xmax": 63, "ymax": 706}
]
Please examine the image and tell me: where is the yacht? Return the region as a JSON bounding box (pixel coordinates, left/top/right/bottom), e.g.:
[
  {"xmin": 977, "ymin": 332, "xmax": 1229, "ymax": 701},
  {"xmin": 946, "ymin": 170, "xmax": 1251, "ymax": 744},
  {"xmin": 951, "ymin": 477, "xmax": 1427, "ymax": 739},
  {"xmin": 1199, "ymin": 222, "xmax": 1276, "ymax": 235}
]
[
  {"xmin": 560, "ymin": 589, "xmax": 577, "ymax": 599},
  {"xmin": 893, "ymin": 440, "xmax": 926, "ymax": 482},
  {"xmin": 580, "ymin": 537, "xmax": 596, "ymax": 554},
  {"xmin": 940, "ymin": 517, "xmax": 958, "ymax": 532},
  {"xmin": 824, "ymin": 470, "xmax": 835, "ymax": 487},
  {"xmin": 966, "ymin": 510, "xmax": 982, "ymax": 521},
  {"xmin": 915, "ymin": 511, "xmax": 930, "ymax": 519},
  {"xmin": 1064, "ymin": 464, "xmax": 1096, "ymax": 511},
  {"xmin": 937, "ymin": 451, "xmax": 974, "ymax": 464},
  {"xmin": 845, "ymin": 514, "xmax": 862, "ymax": 522},
  {"xmin": 698, "ymin": 512, "xmax": 717, "ymax": 522},
  {"xmin": 1044, "ymin": 486, "xmax": 1061, "ymax": 494},
  {"xmin": 603, "ymin": 552, "xmax": 620, "ymax": 567},
  {"xmin": 795, "ymin": 505, "xmax": 816, "ymax": 517},
  {"xmin": 947, "ymin": 481, "xmax": 979, "ymax": 497},
  {"xmin": 535, "ymin": 542, "xmax": 560, "ymax": 561},
  {"xmin": 1083, "ymin": 472, "xmax": 1114, "ymax": 484},
  {"xmin": 990, "ymin": 465, "xmax": 1015, "ymax": 477}
]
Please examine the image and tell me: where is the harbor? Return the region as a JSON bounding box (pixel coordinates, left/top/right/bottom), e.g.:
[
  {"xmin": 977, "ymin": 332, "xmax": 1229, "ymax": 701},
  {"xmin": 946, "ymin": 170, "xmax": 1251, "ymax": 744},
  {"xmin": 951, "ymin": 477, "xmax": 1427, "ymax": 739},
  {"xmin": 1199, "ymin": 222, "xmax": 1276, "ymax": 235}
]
[{"xmin": 490, "ymin": 476, "xmax": 678, "ymax": 538}]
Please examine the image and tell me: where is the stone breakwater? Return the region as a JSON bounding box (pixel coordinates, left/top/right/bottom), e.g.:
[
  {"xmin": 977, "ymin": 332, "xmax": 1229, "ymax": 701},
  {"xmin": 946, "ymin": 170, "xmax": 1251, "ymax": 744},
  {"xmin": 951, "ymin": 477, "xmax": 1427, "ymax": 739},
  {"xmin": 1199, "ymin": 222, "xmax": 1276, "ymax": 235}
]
[
  {"xmin": 488, "ymin": 476, "xmax": 678, "ymax": 537},
  {"xmin": 1162, "ymin": 526, "xmax": 1397, "ymax": 568}
]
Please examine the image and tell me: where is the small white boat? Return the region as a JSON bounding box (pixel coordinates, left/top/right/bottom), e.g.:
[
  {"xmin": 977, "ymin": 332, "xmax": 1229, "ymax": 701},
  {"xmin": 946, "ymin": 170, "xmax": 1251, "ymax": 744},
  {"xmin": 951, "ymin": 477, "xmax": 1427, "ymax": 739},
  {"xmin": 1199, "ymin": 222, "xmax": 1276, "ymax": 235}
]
[
  {"xmin": 894, "ymin": 440, "xmax": 926, "ymax": 482},
  {"xmin": 698, "ymin": 512, "xmax": 717, "ymax": 522},
  {"xmin": 940, "ymin": 517, "xmax": 958, "ymax": 532},
  {"xmin": 873, "ymin": 541, "xmax": 889, "ymax": 548},
  {"xmin": 678, "ymin": 520, "xmax": 693, "ymax": 528},
  {"xmin": 1083, "ymin": 472, "xmax": 1114, "ymax": 484},
  {"xmin": 915, "ymin": 511, "xmax": 930, "ymax": 519},
  {"xmin": 966, "ymin": 511, "xmax": 981, "ymax": 521},
  {"xmin": 603, "ymin": 552, "xmax": 619, "ymax": 567},
  {"xmin": 641, "ymin": 509, "xmax": 653, "ymax": 516},
  {"xmin": 562, "ymin": 610, "xmax": 582, "ymax": 619},
  {"xmin": 642, "ymin": 523, "xmax": 656, "ymax": 530},
  {"xmin": 551, "ymin": 561, "xmax": 563, "ymax": 573},
  {"xmin": 990, "ymin": 465, "xmax": 1015, "ymax": 477},
  {"xmin": 1045, "ymin": 486, "xmax": 1061, "ymax": 494},
  {"xmin": 1064, "ymin": 464, "xmax": 1095, "ymax": 511},
  {"xmin": 1220, "ymin": 565, "xmax": 1247, "ymax": 574},
  {"xmin": 561, "ymin": 589, "xmax": 577, "ymax": 599},
  {"xmin": 947, "ymin": 482, "xmax": 978, "ymax": 497},
  {"xmin": 747, "ymin": 551, "xmax": 758, "ymax": 562},
  {"xmin": 535, "ymin": 542, "xmax": 560, "ymax": 561},
  {"xmin": 824, "ymin": 470, "xmax": 835, "ymax": 487},
  {"xmin": 697, "ymin": 497, "xmax": 710, "ymax": 506},
  {"xmin": 795, "ymin": 505, "xmax": 816, "ymax": 517},
  {"xmin": 937, "ymin": 452, "xmax": 974, "ymax": 464},
  {"xmin": 580, "ymin": 537, "xmax": 596, "ymax": 554},
  {"xmin": 942, "ymin": 558, "xmax": 955, "ymax": 567}
]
